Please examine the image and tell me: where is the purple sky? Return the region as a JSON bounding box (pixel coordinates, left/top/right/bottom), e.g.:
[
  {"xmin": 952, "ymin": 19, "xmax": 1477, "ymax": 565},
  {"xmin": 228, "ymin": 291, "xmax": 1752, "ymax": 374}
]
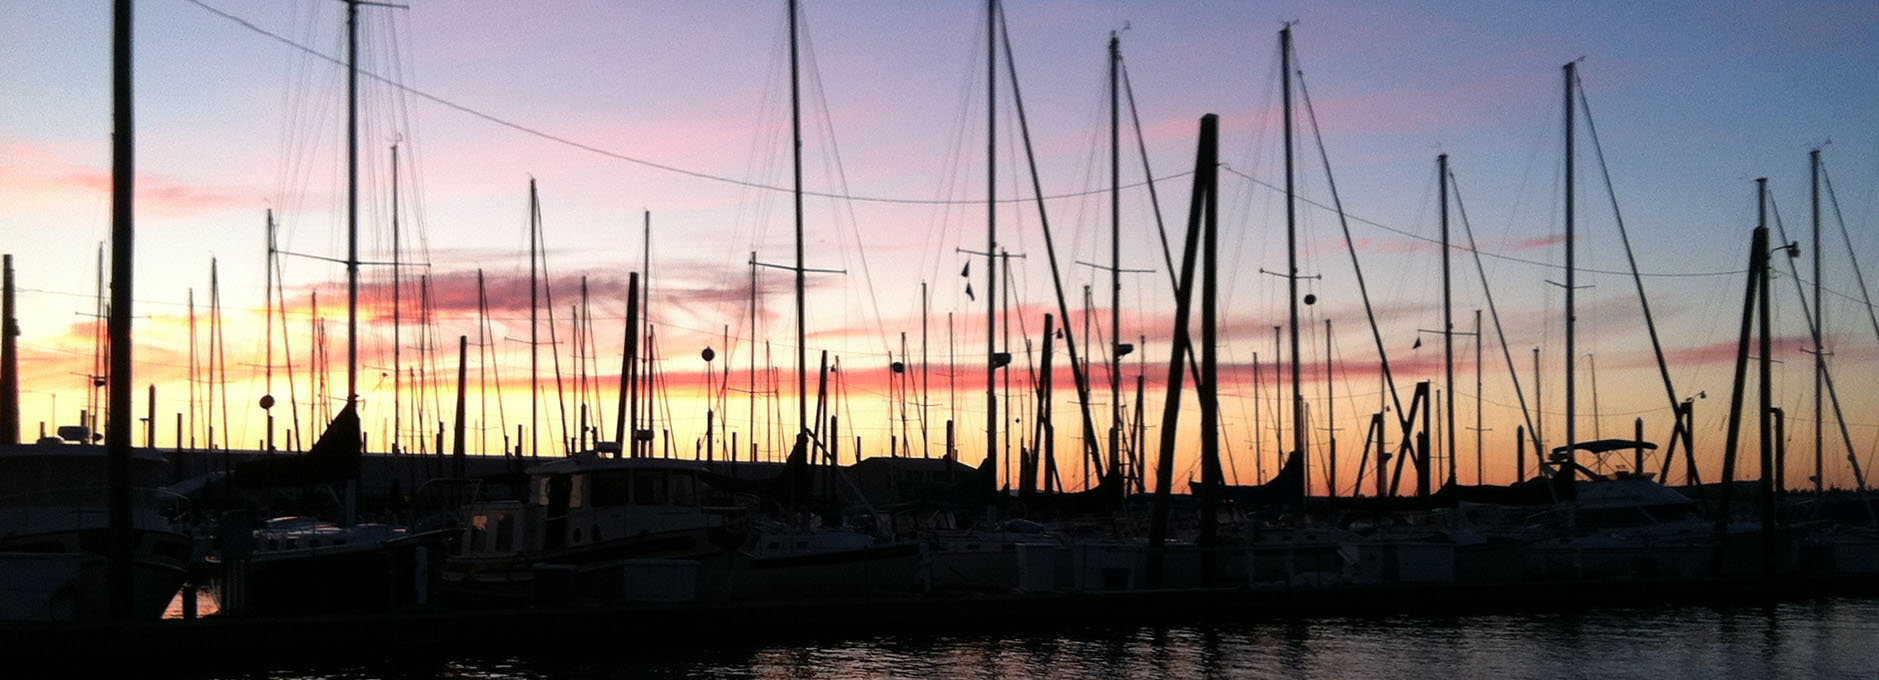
[{"xmin": 3, "ymin": 1, "xmax": 1877, "ymax": 491}]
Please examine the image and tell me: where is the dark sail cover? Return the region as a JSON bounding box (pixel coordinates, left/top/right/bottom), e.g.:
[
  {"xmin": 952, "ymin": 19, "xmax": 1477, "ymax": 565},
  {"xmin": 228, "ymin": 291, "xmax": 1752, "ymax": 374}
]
[
  {"xmin": 699, "ymin": 437, "xmax": 812, "ymax": 503},
  {"xmin": 1191, "ymin": 450, "xmax": 1305, "ymax": 509},
  {"xmin": 235, "ymin": 403, "xmax": 362, "ymax": 488},
  {"xmin": 1021, "ymin": 468, "xmax": 1124, "ymax": 516}
]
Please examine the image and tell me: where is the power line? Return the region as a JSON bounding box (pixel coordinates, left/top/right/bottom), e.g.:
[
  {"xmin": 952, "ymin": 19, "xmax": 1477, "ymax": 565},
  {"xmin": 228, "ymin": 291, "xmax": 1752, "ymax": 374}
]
[
  {"xmin": 191, "ymin": 0, "xmax": 1763, "ymax": 281},
  {"xmin": 1219, "ymin": 164, "xmax": 1743, "ymax": 279},
  {"xmin": 185, "ymin": 0, "xmax": 1192, "ymax": 207}
]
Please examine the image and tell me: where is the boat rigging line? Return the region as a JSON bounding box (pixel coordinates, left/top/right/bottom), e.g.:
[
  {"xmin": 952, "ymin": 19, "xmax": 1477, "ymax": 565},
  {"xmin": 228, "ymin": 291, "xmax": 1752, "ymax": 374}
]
[
  {"xmin": 1820, "ymin": 161, "xmax": 1879, "ymax": 348},
  {"xmin": 1449, "ymin": 171, "xmax": 1544, "ymax": 461},
  {"xmin": 1574, "ymin": 74, "xmax": 1685, "ymax": 425},
  {"xmin": 192, "ymin": 0, "xmax": 1771, "ymax": 297},
  {"xmin": 997, "ymin": 0, "xmax": 1105, "ymax": 480},
  {"xmin": 186, "ymin": 0, "xmax": 1191, "ymax": 208},
  {"xmin": 1295, "ymin": 59, "xmax": 1417, "ymax": 479},
  {"xmin": 1766, "ymin": 190, "xmax": 1870, "ymax": 493}
]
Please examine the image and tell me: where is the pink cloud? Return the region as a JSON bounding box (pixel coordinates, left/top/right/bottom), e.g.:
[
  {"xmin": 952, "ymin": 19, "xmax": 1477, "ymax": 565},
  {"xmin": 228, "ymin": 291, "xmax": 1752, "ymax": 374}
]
[{"xmin": 0, "ymin": 141, "xmax": 250, "ymax": 218}]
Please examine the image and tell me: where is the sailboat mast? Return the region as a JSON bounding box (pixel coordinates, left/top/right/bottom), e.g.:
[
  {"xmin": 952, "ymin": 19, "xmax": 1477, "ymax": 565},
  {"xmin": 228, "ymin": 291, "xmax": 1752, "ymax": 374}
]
[
  {"xmin": 392, "ymin": 144, "xmax": 402, "ymax": 454},
  {"xmin": 948, "ymin": 310, "xmax": 956, "ymax": 459},
  {"xmin": 345, "ymin": 0, "xmax": 360, "ymax": 409},
  {"xmin": 922, "ymin": 281, "xmax": 929, "ymax": 457},
  {"xmin": 1562, "ymin": 61, "xmax": 1577, "ymax": 483},
  {"xmin": 1811, "ymin": 149, "xmax": 1823, "ymax": 497},
  {"xmin": 1282, "ymin": 26, "xmax": 1305, "ymax": 489},
  {"xmin": 106, "ymin": 0, "xmax": 135, "ymax": 620},
  {"xmin": 1475, "ymin": 308, "xmax": 1484, "ymax": 484},
  {"xmin": 1, "ymin": 253, "xmax": 17, "ymax": 445},
  {"xmin": 986, "ymin": 0, "xmax": 1000, "ymax": 487},
  {"xmin": 615, "ymin": 272, "xmax": 638, "ymax": 457},
  {"xmin": 642, "ymin": 211, "xmax": 652, "ymax": 457},
  {"xmin": 749, "ymin": 252, "xmax": 757, "ymax": 460},
  {"xmin": 789, "ymin": 0, "xmax": 808, "ymax": 441},
  {"xmin": 1440, "ymin": 153, "xmax": 1455, "ymax": 486},
  {"xmin": 1756, "ymin": 177, "xmax": 1776, "ymax": 565},
  {"xmin": 263, "ymin": 211, "xmax": 276, "ymax": 436},
  {"xmin": 1108, "ymin": 31, "xmax": 1122, "ymax": 477},
  {"xmin": 529, "ymin": 180, "xmax": 539, "ymax": 457}
]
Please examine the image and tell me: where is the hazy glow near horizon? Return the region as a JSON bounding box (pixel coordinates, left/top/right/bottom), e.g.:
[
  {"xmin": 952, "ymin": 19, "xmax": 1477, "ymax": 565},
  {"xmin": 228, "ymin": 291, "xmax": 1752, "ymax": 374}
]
[{"xmin": 3, "ymin": 1, "xmax": 1878, "ymax": 494}]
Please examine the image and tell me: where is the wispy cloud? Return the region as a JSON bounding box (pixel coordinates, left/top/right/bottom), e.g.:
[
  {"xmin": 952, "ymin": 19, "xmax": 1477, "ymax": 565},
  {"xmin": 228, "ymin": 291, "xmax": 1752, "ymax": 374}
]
[{"xmin": 0, "ymin": 141, "xmax": 251, "ymax": 218}]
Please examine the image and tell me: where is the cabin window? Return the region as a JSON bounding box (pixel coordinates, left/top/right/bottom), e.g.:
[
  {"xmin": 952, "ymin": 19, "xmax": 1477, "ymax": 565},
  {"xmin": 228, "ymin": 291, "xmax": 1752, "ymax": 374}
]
[
  {"xmin": 634, "ymin": 472, "xmax": 669, "ymax": 505},
  {"xmin": 469, "ymin": 515, "xmax": 489, "ymax": 553},
  {"xmin": 494, "ymin": 513, "xmax": 515, "ymax": 552},
  {"xmin": 590, "ymin": 473, "xmax": 631, "ymax": 507},
  {"xmin": 533, "ymin": 477, "xmax": 551, "ymax": 506},
  {"xmin": 568, "ymin": 474, "xmax": 586, "ymax": 509},
  {"xmin": 669, "ymin": 474, "xmax": 696, "ymax": 506}
]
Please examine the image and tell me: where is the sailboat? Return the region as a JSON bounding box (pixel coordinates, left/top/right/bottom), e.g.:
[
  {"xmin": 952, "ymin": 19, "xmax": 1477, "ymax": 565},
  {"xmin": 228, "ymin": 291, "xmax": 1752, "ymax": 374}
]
[
  {"xmin": 1185, "ymin": 24, "xmax": 1310, "ymax": 521},
  {"xmin": 206, "ymin": 1, "xmax": 449, "ymax": 616},
  {"xmin": 1419, "ymin": 64, "xmax": 1784, "ymax": 584}
]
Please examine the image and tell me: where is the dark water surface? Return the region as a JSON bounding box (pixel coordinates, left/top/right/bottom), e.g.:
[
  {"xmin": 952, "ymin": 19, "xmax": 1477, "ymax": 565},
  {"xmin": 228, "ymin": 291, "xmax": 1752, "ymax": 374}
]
[{"xmin": 216, "ymin": 597, "xmax": 1879, "ymax": 680}]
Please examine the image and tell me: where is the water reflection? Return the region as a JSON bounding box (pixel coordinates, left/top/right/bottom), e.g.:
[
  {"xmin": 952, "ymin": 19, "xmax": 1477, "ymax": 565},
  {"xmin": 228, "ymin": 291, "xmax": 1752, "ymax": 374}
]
[{"xmin": 194, "ymin": 598, "xmax": 1879, "ymax": 680}]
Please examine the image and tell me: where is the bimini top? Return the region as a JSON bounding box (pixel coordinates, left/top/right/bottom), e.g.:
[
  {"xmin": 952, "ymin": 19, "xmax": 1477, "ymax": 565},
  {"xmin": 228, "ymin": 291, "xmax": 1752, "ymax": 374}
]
[{"xmin": 1551, "ymin": 439, "xmax": 1658, "ymax": 456}]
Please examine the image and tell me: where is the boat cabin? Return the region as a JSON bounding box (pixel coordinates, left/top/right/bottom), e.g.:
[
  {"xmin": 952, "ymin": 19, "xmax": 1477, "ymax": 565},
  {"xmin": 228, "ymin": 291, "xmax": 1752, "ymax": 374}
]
[{"xmin": 457, "ymin": 455, "xmax": 727, "ymax": 558}]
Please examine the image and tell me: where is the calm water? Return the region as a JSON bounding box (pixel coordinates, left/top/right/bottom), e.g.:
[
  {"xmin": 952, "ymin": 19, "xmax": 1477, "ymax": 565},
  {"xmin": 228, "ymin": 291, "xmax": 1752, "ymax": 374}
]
[{"xmin": 202, "ymin": 597, "xmax": 1879, "ymax": 680}]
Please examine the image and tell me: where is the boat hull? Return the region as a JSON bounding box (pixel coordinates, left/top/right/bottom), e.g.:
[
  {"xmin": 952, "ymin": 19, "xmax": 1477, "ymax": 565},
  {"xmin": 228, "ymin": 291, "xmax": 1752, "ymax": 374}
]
[
  {"xmin": 0, "ymin": 527, "xmax": 190, "ymax": 621},
  {"xmin": 213, "ymin": 531, "xmax": 449, "ymax": 616}
]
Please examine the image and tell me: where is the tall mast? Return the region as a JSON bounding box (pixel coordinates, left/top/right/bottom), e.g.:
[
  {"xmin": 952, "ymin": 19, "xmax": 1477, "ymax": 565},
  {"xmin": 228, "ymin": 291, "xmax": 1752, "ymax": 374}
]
[
  {"xmin": 922, "ymin": 281, "xmax": 930, "ymax": 458},
  {"xmin": 1282, "ymin": 26, "xmax": 1305, "ymax": 490},
  {"xmin": 789, "ymin": 0, "xmax": 807, "ymax": 441},
  {"xmin": 1108, "ymin": 30, "xmax": 1122, "ymax": 478},
  {"xmin": 1474, "ymin": 308, "xmax": 1484, "ymax": 484},
  {"xmin": 1440, "ymin": 153, "xmax": 1455, "ymax": 485},
  {"xmin": 1325, "ymin": 318, "xmax": 1334, "ymax": 496},
  {"xmin": 528, "ymin": 180, "xmax": 539, "ymax": 457},
  {"xmin": 1274, "ymin": 325, "xmax": 1283, "ymax": 468},
  {"xmin": 642, "ymin": 210, "xmax": 651, "ymax": 456},
  {"xmin": 1756, "ymin": 177, "xmax": 1776, "ymax": 571},
  {"xmin": 985, "ymin": 0, "xmax": 999, "ymax": 485},
  {"xmin": 106, "ymin": 0, "xmax": 135, "ymax": 620},
  {"xmin": 615, "ymin": 272, "xmax": 637, "ymax": 457},
  {"xmin": 749, "ymin": 252, "xmax": 757, "ymax": 460},
  {"xmin": 1561, "ymin": 61, "xmax": 1578, "ymax": 485},
  {"xmin": 391, "ymin": 144, "xmax": 401, "ymax": 453},
  {"xmin": 345, "ymin": 0, "xmax": 360, "ymax": 410},
  {"xmin": 1533, "ymin": 346, "xmax": 1543, "ymax": 457},
  {"xmin": 1, "ymin": 253, "xmax": 17, "ymax": 445},
  {"xmin": 1811, "ymin": 149, "xmax": 1823, "ymax": 498},
  {"xmin": 262, "ymin": 211, "xmax": 275, "ymax": 440}
]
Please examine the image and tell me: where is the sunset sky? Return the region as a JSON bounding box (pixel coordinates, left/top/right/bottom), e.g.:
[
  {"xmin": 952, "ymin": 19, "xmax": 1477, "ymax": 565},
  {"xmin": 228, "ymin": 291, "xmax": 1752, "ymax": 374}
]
[{"xmin": 3, "ymin": 0, "xmax": 1877, "ymax": 494}]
